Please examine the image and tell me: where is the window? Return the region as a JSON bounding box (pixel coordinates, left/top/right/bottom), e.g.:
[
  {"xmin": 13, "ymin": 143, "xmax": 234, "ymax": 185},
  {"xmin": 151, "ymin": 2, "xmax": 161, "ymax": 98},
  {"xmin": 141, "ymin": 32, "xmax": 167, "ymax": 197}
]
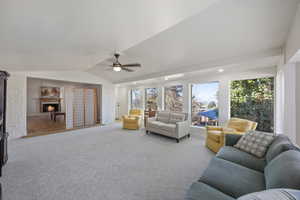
[
  {"xmin": 145, "ymin": 88, "xmax": 159, "ymax": 111},
  {"xmin": 230, "ymin": 77, "xmax": 274, "ymax": 132},
  {"xmin": 131, "ymin": 89, "xmax": 142, "ymax": 109},
  {"xmin": 164, "ymin": 85, "xmax": 183, "ymax": 112},
  {"xmin": 191, "ymin": 82, "xmax": 219, "ymax": 127}
]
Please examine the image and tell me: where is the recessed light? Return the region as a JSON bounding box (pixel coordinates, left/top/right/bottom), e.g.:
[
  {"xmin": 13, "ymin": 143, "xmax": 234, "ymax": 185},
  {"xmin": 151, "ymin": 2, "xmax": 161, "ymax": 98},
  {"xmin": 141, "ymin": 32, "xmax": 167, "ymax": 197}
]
[
  {"xmin": 218, "ymin": 69, "xmax": 224, "ymax": 73},
  {"xmin": 164, "ymin": 73, "xmax": 184, "ymax": 80}
]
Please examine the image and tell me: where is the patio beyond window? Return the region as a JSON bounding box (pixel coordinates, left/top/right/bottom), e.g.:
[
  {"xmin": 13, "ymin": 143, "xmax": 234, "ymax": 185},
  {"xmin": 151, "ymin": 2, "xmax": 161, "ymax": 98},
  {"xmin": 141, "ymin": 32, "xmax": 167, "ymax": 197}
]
[{"xmin": 191, "ymin": 82, "xmax": 219, "ymax": 127}]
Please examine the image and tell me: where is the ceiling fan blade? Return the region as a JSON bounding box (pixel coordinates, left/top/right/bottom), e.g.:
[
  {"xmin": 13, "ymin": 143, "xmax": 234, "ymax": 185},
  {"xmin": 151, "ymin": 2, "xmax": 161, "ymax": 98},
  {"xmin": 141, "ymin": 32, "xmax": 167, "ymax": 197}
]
[
  {"xmin": 122, "ymin": 67, "xmax": 134, "ymax": 72},
  {"xmin": 121, "ymin": 63, "xmax": 141, "ymax": 67}
]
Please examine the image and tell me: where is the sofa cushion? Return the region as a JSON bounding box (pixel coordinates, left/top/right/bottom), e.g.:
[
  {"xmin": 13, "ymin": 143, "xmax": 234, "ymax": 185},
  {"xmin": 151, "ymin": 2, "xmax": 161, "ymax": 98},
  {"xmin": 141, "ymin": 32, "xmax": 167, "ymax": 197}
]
[
  {"xmin": 237, "ymin": 189, "xmax": 300, "ymax": 200},
  {"xmin": 225, "ymin": 134, "xmax": 243, "ymax": 146},
  {"xmin": 159, "ymin": 123, "xmax": 176, "ymax": 132},
  {"xmin": 217, "ymin": 146, "xmax": 266, "ymax": 172},
  {"xmin": 148, "ymin": 120, "xmax": 165, "ymax": 128},
  {"xmin": 234, "ymin": 130, "xmax": 275, "ymax": 158},
  {"xmin": 207, "ymin": 131, "xmax": 221, "ymax": 142},
  {"xmin": 185, "ymin": 182, "xmax": 235, "ymax": 200},
  {"xmin": 199, "ymin": 157, "xmax": 265, "ymax": 198},
  {"xmin": 169, "ymin": 112, "xmax": 186, "ymax": 124},
  {"xmin": 156, "ymin": 111, "xmax": 170, "ymax": 123},
  {"xmin": 147, "ymin": 120, "xmax": 176, "ymax": 132},
  {"xmin": 266, "ymin": 135, "xmax": 296, "ymax": 163},
  {"xmin": 265, "ymin": 150, "xmax": 300, "ymax": 190}
]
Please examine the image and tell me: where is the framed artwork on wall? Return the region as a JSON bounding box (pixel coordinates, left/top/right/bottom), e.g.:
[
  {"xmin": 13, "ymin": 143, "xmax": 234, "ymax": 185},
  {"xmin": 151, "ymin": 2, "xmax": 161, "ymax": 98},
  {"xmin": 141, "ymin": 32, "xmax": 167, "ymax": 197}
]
[{"xmin": 41, "ymin": 87, "xmax": 60, "ymax": 98}]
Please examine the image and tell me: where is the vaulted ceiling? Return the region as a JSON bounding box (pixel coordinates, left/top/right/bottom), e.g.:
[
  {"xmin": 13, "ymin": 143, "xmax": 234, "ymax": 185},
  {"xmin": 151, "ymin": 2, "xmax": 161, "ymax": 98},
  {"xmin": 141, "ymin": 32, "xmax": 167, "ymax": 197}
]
[
  {"xmin": 0, "ymin": 0, "xmax": 219, "ymax": 70},
  {"xmin": 0, "ymin": 0, "xmax": 299, "ymax": 83}
]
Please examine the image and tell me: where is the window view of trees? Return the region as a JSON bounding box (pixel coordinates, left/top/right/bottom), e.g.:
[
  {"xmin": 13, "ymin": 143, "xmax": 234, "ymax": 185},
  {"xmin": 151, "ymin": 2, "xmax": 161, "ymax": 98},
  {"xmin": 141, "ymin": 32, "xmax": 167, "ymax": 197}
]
[
  {"xmin": 230, "ymin": 77, "xmax": 274, "ymax": 132},
  {"xmin": 131, "ymin": 89, "xmax": 142, "ymax": 109},
  {"xmin": 191, "ymin": 82, "xmax": 219, "ymax": 127},
  {"xmin": 145, "ymin": 88, "xmax": 158, "ymax": 111},
  {"xmin": 164, "ymin": 85, "xmax": 183, "ymax": 112}
]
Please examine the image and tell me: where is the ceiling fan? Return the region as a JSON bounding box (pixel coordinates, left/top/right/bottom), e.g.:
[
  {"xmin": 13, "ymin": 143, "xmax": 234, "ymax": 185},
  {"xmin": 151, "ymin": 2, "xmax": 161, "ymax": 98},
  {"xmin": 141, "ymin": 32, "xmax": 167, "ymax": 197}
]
[{"xmin": 108, "ymin": 53, "xmax": 141, "ymax": 72}]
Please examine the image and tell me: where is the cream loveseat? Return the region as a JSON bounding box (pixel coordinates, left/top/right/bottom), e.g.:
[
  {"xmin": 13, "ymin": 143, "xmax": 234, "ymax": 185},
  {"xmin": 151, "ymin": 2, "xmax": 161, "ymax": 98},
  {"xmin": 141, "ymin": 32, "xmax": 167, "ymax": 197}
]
[{"xmin": 145, "ymin": 111, "xmax": 190, "ymax": 143}]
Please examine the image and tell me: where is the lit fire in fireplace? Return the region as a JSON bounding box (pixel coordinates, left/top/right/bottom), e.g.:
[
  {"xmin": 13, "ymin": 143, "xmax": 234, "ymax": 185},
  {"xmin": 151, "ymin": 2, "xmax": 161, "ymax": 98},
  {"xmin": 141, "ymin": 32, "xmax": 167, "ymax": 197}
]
[{"xmin": 47, "ymin": 105, "xmax": 55, "ymax": 112}]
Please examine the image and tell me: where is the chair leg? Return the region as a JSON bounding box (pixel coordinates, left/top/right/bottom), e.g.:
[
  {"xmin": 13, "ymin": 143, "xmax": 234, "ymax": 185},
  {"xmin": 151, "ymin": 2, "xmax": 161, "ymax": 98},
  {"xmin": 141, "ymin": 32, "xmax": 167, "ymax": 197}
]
[{"xmin": 176, "ymin": 138, "xmax": 180, "ymax": 143}]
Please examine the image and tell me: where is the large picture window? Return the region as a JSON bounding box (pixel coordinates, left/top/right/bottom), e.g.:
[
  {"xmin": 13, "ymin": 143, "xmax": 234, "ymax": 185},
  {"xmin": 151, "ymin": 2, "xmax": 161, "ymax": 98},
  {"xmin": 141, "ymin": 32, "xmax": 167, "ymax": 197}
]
[
  {"xmin": 164, "ymin": 85, "xmax": 183, "ymax": 112},
  {"xmin": 191, "ymin": 82, "xmax": 219, "ymax": 127},
  {"xmin": 230, "ymin": 77, "xmax": 274, "ymax": 132},
  {"xmin": 131, "ymin": 89, "xmax": 142, "ymax": 109},
  {"xmin": 145, "ymin": 88, "xmax": 158, "ymax": 111}
]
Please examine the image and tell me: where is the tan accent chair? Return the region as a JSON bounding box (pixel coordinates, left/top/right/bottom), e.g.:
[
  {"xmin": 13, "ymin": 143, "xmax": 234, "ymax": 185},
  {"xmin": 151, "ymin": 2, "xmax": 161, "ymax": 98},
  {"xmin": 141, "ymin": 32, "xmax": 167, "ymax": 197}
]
[
  {"xmin": 205, "ymin": 118, "xmax": 258, "ymax": 153},
  {"xmin": 122, "ymin": 109, "xmax": 142, "ymax": 130}
]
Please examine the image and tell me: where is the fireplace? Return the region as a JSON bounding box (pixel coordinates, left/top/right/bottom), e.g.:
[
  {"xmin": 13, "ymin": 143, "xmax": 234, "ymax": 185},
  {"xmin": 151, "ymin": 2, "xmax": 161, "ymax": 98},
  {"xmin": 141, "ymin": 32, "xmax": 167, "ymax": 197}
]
[{"xmin": 42, "ymin": 103, "xmax": 60, "ymax": 113}]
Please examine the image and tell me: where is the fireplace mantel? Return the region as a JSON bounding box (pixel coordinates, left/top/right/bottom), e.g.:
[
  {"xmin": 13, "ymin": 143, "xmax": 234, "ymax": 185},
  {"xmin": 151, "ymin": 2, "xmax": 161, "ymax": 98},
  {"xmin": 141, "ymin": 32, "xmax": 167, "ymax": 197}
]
[
  {"xmin": 40, "ymin": 98, "xmax": 62, "ymax": 112},
  {"xmin": 39, "ymin": 98, "xmax": 62, "ymax": 101}
]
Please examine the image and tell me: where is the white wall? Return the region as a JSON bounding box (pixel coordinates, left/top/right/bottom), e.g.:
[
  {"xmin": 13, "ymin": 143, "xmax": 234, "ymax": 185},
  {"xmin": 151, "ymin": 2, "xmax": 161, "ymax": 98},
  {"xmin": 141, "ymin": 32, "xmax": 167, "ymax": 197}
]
[
  {"xmin": 296, "ymin": 64, "xmax": 300, "ymax": 146},
  {"xmin": 6, "ymin": 72, "xmax": 27, "ymax": 138},
  {"xmin": 115, "ymin": 87, "xmax": 129, "ymax": 119},
  {"xmin": 282, "ymin": 64, "xmax": 297, "ymax": 143},
  {"xmin": 286, "ymin": 3, "xmax": 300, "ymax": 62},
  {"xmin": 6, "ymin": 71, "xmax": 116, "ymax": 139}
]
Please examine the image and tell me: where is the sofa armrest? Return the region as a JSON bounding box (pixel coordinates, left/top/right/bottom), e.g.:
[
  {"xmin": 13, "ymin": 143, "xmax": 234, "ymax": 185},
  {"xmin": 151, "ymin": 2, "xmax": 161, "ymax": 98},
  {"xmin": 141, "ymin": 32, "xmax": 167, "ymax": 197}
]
[
  {"xmin": 176, "ymin": 121, "xmax": 190, "ymax": 138},
  {"xmin": 147, "ymin": 117, "xmax": 156, "ymax": 122},
  {"xmin": 145, "ymin": 117, "xmax": 155, "ymax": 129},
  {"xmin": 225, "ymin": 134, "xmax": 243, "ymax": 146}
]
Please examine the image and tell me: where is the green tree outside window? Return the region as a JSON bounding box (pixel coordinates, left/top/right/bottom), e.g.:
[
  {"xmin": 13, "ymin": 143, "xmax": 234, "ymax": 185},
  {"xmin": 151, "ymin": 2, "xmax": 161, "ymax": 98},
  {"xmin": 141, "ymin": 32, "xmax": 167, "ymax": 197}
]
[{"xmin": 230, "ymin": 77, "xmax": 274, "ymax": 132}]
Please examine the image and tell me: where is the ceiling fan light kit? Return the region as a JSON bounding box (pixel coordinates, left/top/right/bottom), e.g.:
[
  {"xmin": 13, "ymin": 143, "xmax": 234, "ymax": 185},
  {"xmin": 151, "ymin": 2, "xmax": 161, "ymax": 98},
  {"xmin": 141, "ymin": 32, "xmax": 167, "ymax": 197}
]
[
  {"xmin": 107, "ymin": 53, "xmax": 141, "ymax": 72},
  {"xmin": 113, "ymin": 66, "xmax": 122, "ymax": 72}
]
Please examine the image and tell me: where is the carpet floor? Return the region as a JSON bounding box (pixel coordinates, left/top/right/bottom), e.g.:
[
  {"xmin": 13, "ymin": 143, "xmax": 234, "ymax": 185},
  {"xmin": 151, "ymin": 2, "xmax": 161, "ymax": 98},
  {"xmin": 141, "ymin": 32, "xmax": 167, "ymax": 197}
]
[{"xmin": 1, "ymin": 123, "xmax": 213, "ymax": 200}]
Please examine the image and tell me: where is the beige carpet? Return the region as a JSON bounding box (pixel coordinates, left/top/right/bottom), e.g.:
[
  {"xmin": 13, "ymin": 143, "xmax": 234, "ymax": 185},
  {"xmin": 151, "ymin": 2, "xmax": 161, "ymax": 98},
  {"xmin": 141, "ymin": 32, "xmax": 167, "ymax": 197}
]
[{"xmin": 1, "ymin": 123, "xmax": 213, "ymax": 200}]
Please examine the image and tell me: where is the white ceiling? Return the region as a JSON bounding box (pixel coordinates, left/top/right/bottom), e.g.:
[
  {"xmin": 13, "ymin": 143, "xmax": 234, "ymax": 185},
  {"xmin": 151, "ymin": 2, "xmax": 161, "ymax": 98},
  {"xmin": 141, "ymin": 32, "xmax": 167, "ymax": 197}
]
[
  {"xmin": 89, "ymin": 0, "xmax": 299, "ymax": 83},
  {"xmin": 0, "ymin": 0, "xmax": 218, "ymax": 70},
  {"xmin": 0, "ymin": 0, "xmax": 299, "ymax": 83}
]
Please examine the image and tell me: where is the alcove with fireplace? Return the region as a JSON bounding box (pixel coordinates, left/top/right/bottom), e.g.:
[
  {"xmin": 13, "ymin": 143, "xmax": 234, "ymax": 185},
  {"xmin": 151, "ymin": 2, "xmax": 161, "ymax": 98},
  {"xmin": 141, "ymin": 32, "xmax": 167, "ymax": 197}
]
[{"xmin": 26, "ymin": 78, "xmax": 102, "ymax": 137}]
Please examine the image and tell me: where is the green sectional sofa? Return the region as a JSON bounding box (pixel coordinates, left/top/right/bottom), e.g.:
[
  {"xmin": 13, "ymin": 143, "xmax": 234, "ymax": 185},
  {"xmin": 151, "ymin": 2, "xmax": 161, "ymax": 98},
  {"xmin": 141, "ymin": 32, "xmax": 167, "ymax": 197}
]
[{"xmin": 186, "ymin": 134, "xmax": 300, "ymax": 200}]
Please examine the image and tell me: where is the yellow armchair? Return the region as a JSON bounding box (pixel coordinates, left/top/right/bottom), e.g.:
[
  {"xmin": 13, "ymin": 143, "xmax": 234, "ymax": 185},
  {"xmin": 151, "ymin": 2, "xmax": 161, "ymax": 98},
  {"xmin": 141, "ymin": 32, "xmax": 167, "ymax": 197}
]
[
  {"xmin": 205, "ymin": 118, "xmax": 258, "ymax": 153},
  {"xmin": 122, "ymin": 109, "xmax": 142, "ymax": 130},
  {"xmin": 129, "ymin": 109, "xmax": 142, "ymax": 117}
]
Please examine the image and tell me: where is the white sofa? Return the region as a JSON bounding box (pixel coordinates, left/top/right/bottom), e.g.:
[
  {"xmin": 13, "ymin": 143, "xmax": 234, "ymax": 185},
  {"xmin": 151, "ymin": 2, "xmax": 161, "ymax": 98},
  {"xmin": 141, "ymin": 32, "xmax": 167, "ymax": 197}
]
[{"xmin": 145, "ymin": 111, "xmax": 190, "ymax": 143}]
